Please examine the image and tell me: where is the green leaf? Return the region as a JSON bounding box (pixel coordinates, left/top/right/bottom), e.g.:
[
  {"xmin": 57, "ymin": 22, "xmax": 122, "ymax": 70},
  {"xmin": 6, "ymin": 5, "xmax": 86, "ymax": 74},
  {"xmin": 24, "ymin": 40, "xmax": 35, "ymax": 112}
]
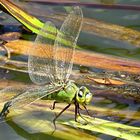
[{"xmin": 60, "ymin": 115, "xmax": 140, "ymax": 140}]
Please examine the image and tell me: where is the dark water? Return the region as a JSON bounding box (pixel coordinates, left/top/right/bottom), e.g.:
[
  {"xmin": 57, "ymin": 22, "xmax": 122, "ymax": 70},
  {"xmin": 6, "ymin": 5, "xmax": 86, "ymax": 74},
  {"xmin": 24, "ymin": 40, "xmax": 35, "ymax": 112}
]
[{"xmin": 0, "ymin": 0, "xmax": 140, "ymax": 140}]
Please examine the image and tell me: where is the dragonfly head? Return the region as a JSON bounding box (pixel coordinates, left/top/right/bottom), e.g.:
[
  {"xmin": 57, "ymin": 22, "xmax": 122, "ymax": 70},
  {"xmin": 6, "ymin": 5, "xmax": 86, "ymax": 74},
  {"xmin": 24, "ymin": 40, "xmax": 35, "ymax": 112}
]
[{"xmin": 76, "ymin": 86, "xmax": 92, "ymax": 105}]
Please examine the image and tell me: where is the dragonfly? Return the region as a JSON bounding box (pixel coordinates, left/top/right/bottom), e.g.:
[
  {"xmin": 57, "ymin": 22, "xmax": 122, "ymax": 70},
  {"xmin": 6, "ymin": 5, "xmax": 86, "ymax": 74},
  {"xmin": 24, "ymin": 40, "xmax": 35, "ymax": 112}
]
[{"xmin": 0, "ymin": 6, "xmax": 92, "ymax": 126}]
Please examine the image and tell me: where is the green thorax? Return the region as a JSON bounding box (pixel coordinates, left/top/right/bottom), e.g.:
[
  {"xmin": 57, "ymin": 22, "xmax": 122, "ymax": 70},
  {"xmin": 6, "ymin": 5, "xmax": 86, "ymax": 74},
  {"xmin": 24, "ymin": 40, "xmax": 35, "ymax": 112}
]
[{"xmin": 45, "ymin": 82, "xmax": 79, "ymax": 104}]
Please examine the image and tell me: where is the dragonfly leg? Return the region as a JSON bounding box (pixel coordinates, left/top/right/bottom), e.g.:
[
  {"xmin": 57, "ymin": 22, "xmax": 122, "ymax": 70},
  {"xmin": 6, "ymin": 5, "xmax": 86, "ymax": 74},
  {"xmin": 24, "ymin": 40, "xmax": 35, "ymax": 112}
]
[
  {"xmin": 0, "ymin": 101, "xmax": 11, "ymax": 119},
  {"xmin": 52, "ymin": 104, "xmax": 71, "ymax": 133},
  {"xmin": 50, "ymin": 101, "xmax": 58, "ymax": 110},
  {"xmin": 75, "ymin": 102, "xmax": 86, "ymax": 122},
  {"xmin": 50, "ymin": 101, "xmax": 59, "ymax": 119},
  {"xmin": 83, "ymin": 105, "xmax": 95, "ymax": 118},
  {"xmin": 83, "ymin": 105, "xmax": 91, "ymax": 116},
  {"xmin": 74, "ymin": 101, "xmax": 78, "ymax": 122},
  {"xmin": 77, "ymin": 104, "xmax": 88, "ymax": 124}
]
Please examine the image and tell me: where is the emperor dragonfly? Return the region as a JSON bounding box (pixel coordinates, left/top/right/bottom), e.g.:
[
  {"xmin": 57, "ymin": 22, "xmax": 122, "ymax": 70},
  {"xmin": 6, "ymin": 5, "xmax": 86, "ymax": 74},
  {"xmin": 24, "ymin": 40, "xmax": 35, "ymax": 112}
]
[{"xmin": 0, "ymin": 6, "xmax": 92, "ymax": 126}]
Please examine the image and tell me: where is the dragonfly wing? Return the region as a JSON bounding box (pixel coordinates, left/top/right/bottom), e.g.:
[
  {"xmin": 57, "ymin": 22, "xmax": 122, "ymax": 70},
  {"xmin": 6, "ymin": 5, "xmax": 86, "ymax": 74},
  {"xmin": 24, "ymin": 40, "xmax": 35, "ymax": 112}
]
[
  {"xmin": 0, "ymin": 86, "xmax": 30, "ymax": 103},
  {"xmin": 8, "ymin": 85, "xmax": 61, "ymax": 110},
  {"xmin": 54, "ymin": 6, "xmax": 83, "ymax": 83},
  {"xmin": 28, "ymin": 21, "xmax": 57, "ymax": 85}
]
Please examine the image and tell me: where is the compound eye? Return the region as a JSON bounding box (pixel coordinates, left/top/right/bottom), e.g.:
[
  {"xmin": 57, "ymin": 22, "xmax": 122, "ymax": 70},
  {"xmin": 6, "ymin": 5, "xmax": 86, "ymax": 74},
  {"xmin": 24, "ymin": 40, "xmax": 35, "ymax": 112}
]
[
  {"xmin": 86, "ymin": 92, "xmax": 92, "ymax": 99},
  {"xmin": 78, "ymin": 91, "xmax": 83, "ymax": 98},
  {"xmin": 79, "ymin": 86, "xmax": 85, "ymax": 93},
  {"xmin": 85, "ymin": 92, "xmax": 92, "ymax": 104}
]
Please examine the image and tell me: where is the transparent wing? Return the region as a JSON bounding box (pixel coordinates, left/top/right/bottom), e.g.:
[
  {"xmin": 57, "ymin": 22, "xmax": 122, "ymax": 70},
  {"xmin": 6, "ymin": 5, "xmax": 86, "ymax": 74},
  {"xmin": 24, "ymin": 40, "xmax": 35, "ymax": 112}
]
[
  {"xmin": 28, "ymin": 7, "xmax": 83, "ymax": 85},
  {"xmin": 2, "ymin": 85, "xmax": 61, "ymax": 110},
  {"xmin": 54, "ymin": 6, "xmax": 83, "ymax": 83},
  {"xmin": 28, "ymin": 21, "xmax": 57, "ymax": 85},
  {"xmin": 0, "ymin": 86, "xmax": 30, "ymax": 103}
]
